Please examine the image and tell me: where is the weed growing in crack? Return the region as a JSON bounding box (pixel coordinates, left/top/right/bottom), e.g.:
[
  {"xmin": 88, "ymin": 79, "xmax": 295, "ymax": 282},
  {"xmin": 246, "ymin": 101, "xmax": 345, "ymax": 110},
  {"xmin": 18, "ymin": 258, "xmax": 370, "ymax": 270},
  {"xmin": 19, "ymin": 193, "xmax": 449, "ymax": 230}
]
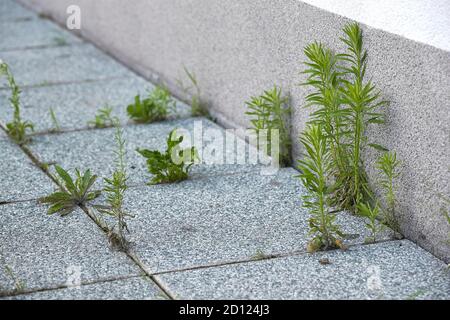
[
  {"xmin": 127, "ymin": 86, "xmax": 175, "ymax": 123},
  {"xmin": 4, "ymin": 265, "xmax": 26, "ymax": 294},
  {"xmin": 88, "ymin": 105, "xmax": 115, "ymax": 128},
  {"xmin": 299, "ymin": 22, "xmax": 398, "ymax": 248},
  {"xmin": 0, "ymin": 61, "xmax": 34, "ymax": 145},
  {"xmin": 301, "ymin": 22, "xmax": 388, "ymax": 213},
  {"xmin": 137, "ymin": 129, "xmax": 199, "ymax": 185},
  {"xmin": 94, "ymin": 121, "xmax": 133, "ymax": 251},
  {"xmin": 39, "ymin": 165, "xmax": 101, "ymax": 216},
  {"xmin": 357, "ymin": 202, "xmax": 384, "ymax": 243},
  {"xmin": 376, "ymin": 151, "xmax": 401, "ymax": 231},
  {"xmin": 297, "ymin": 125, "xmax": 345, "ymax": 252},
  {"xmin": 178, "ymin": 66, "xmax": 209, "ymax": 117},
  {"xmin": 245, "ymin": 86, "xmax": 292, "ymax": 166},
  {"xmin": 49, "ymin": 107, "xmax": 61, "ymax": 133},
  {"xmin": 53, "ymin": 36, "xmax": 68, "ymax": 46}
]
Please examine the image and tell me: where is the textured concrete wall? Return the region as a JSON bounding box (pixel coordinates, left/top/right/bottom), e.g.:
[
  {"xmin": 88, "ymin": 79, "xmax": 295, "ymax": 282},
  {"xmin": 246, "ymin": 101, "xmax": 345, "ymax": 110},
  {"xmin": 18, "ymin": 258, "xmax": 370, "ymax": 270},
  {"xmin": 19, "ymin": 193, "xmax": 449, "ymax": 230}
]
[{"xmin": 16, "ymin": 0, "xmax": 450, "ymax": 262}]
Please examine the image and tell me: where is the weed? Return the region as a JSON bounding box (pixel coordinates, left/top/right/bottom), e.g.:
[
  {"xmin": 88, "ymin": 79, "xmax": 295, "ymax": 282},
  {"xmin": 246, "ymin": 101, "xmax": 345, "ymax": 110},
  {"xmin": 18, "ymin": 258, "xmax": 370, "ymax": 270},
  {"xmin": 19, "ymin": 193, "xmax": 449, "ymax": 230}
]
[
  {"xmin": 339, "ymin": 23, "xmax": 388, "ymax": 209},
  {"xmin": 178, "ymin": 66, "xmax": 209, "ymax": 117},
  {"xmin": 297, "ymin": 125, "xmax": 344, "ymax": 252},
  {"xmin": 88, "ymin": 105, "xmax": 115, "ymax": 128},
  {"xmin": 251, "ymin": 249, "xmax": 275, "ymax": 261},
  {"xmin": 94, "ymin": 121, "xmax": 133, "ymax": 251},
  {"xmin": 127, "ymin": 86, "xmax": 175, "ymax": 123},
  {"xmin": 49, "ymin": 107, "xmax": 61, "ymax": 132},
  {"xmin": 245, "ymin": 86, "xmax": 292, "ymax": 166},
  {"xmin": 376, "ymin": 151, "xmax": 400, "ymax": 230},
  {"xmin": 301, "ymin": 23, "xmax": 388, "ymax": 213},
  {"xmin": 0, "ymin": 61, "xmax": 34, "ymax": 145},
  {"xmin": 137, "ymin": 129, "xmax": 199, "ymax": 184},
  {"xmin": 53, "ymin": 36, "xmax": 68, "ymax": 46},
  {"xmin": 4, "ymin": 265, "xmax": 26, "ymax": 293},
  {"xmin": 39, "ymin": 165, "xmax": 101, "ymax": 216},
  {"xmin": 357, "ymin": 202, "xmax": 384, "ymax": 243}
]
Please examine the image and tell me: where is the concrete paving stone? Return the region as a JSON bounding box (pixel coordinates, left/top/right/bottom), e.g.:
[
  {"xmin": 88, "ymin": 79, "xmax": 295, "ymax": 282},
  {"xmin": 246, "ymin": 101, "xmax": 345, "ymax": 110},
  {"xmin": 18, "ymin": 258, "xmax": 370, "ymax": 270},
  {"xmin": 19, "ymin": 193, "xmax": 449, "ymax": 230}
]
[
  {"xmin": 27, "ymin": 117, "xmax": 265, "ymax": 188},
  {"xmin": 0, "ymin": 17, "xmax": 83, "ymax": 51},
  {"xmin": 117, "ymin": 168, "xmax": 394, "ymax": 274},
  {"xmin": 0, "ymin": 201, "xmax": 142, "ymax": 296},
  {"xmin": 0, "ymin": 77, "xmax": 191, "ymax": 133},
  {"xmin": 0, "ymin": 44, "xmax": 135, "ymax": 88},
  {"xmin": 4, "ymin": 277, "xmax": 166, "ymax": 300},
  {"xmin": 157, "ymin": 240, "xmax": 450, "ymax": 300},
  {"xmin": 0, "ymin": 0, "xmax": 35, "ymax": 22},
  {"xmin": 0, "ymin": 138, "xmax": 53, "ymax": 202}
]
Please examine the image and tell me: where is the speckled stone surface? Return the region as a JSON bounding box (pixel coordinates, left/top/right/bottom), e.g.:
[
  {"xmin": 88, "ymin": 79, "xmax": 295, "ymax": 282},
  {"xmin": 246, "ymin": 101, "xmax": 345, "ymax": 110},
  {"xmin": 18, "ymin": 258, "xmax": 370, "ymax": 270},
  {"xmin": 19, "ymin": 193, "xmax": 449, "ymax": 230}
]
[
  {"xmin": 0, "ymin": 44, "xmax": 134, "ymax": 88},
  {"xmin": 0, "ymin": 77, "xmax": 191, "ymax": 133},
  {"xmin": 118, "ymin": 168, "xmax": 394, "ymax": 273},
  {"xmin": 0, "ymin": 202, "xmax": 142, "ymax": 296},
  {"xmin": 27, "ymin": 117, "xmax": 265, "ymax": 188},
  {"xmin": 5, "ymin": 277, "xmax": 166, "ymax": 300},
  {"xmin": 0, "ymin": 139, "xmax": 53, "ymax": 202},
  {"xmin": 0, "ymin": 0, "xmax": 35, "ymax": 22},
  {"xmin": 0, "ymin": 17, "xmax": 82, "ymax": 52},
  {"xmin": 157, "ymin": 240, "xmax": 450, "ymax": 300}
]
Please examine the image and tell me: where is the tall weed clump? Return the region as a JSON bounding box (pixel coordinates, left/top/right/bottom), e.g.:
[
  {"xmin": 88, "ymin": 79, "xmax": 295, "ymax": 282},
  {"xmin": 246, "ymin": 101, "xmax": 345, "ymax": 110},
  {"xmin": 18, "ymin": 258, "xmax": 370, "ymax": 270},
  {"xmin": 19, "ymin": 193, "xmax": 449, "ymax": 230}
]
[{"xmin": 299, "ymin": 22, "xmax": 400, "ymax": 250}]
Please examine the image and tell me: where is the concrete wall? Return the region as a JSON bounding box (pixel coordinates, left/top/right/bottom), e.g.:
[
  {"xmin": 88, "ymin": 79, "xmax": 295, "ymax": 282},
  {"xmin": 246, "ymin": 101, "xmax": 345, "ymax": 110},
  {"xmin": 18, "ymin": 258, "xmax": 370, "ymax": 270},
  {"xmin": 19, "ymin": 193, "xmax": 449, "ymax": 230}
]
[{"xmin": 16, "ymin": 0, "xmax": 450, "ymax": 262}]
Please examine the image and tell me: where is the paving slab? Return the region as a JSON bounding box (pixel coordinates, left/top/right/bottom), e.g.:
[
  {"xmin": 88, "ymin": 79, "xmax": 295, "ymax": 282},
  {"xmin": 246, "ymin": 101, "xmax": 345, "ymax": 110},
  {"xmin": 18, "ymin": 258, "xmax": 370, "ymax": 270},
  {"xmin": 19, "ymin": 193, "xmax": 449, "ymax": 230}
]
[
  {"xmin": 0, "ymin": 44, "xmax": 134, "ymax": 88},
  {"xmin": 4, "ymin": 277, "xmax": 166, "ymax": 300},
  {"xmin": 0, "ymin": 77, "xmax": 191, "ymax": 133},
  {"xmin": 0, "ymin": 138, "xmax": 53, "ymax": 202},
  {"xmin": 0, "ymin": 17, "xmax": 82, "ymax": 52},
  {"xmin": 157, "ymin": 240, "xmax": 450, "ymax": 300},
  {"xmin": 0, "ymin": 201, "xmax": 142, "ymax": 296},
  {"xmin": 114, "ymin": 168, "xmax": 394, "ymax": 274},
  {"xmin": 0, "ymin": 0, "xmax": 35, "ymax": 22},
  {"xmin": 27, "ymin": 117, "xmax": 265, "ymax": 188}
]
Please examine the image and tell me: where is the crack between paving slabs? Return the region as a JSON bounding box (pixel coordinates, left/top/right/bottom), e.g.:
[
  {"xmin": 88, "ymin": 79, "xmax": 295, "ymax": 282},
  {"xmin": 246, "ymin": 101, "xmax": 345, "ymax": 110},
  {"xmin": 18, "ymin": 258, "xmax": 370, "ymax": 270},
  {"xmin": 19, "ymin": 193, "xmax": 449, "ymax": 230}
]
[
  {"xmin": 150, "ymin": 238, "xmax": 400, "ymax": 277},
  {"xmin": 0, "ymin": 75, "xmax": 132, "ymax": 92},
  {"xmin": 0, "ymin": 121, "xmax": 175, "ymax": 300},
  {"xmin": 0, "ymin": 42, "xmax": 84, "ymax": 54},
  {"xmin": 0, "ymin": 274, "xmax": 148, "ymax": 299}
]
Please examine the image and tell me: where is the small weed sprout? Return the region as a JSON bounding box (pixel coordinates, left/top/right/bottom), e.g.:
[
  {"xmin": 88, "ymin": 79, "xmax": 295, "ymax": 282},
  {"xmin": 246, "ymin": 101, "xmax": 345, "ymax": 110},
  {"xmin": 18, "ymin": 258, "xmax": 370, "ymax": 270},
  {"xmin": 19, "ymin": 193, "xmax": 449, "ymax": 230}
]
[
  {"xmin": 245, "ymin": 86, "xmax": 292, "ymax": 166},
  {"xmin": 39, "ymin": 165, "xmax": 101, "ymax": 216},
  {"xmin": 4, "ymin": 265, "xmax": 26, "ymax": 294},
  {"xmin": 88, "ymin": 105, "xmax": 115, "ymax": 128},
  {"xmin": 0, "ymin": 62, "xmax": 34, "ymax": 145},
  {"xmin": 178, "ymin": 66, "xmax": 209, "ymax": 117},
  {"xmin": 94, "ymin": 121, "xmax": 132, "ymax": 251},
  {"xmin": 357, "ymin": 202, "xmax": 383, "ymax": 243},
  {"xmin": 127, "ymin": 86, "xmax": 175, "ymax": 123},
  {"xmin": 137, "ymin": 129, "xmax": 199, "ymax": 185},
  {"xmin": 297, "ymin": 125, "xmax": 344, "ymax": 252},
  {"xmin": 53, "ymin": 36, "xmax": 68, "ymax": 46},
  {"xmin": 49, "ymin": 107, "xmax": 61, "ymax": 132},
  {"xmin": 376, "ymin": 151, "xmax": 400, "ymax": 230}
]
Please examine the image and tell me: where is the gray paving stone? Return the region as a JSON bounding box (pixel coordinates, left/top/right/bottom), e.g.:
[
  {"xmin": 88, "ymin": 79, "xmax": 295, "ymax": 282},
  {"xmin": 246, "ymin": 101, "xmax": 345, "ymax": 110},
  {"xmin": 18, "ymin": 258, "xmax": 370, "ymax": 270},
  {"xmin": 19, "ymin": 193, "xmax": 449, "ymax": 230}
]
[
  {"xmin": 0, "ymin": 0, "xmax": 35, "ymax": 22},
  {"xmin": 118, "ymin": 168, "xmax": 394, "ymax": 273},
  {"xmin": 5, "ymin": 277, "xmax": 166, "ymax": 300},
  {"xmin": 157, "ymin": 240, "xmax": 450, "ymax": 300},
  {"xmin": 0, "ymin": 138, "xmax": 53, "ymax": 202},
  {"xmin": 27, "ymin": 117, "xmax": 264, "ymax": 188},
  {"xmin": 0, "ymin": 17, "xmax": 82, "ymax": 51},
  {"xmin": 0, "ymin": 201, "xmax": 142, "ymax": 296},
  {"xmin": 0, "ymin": 77, "xmax": 191, "ymax": 133},
  {"xmin": 0, "ymin": 44, "xmax": 134, "ymax": 88}
]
